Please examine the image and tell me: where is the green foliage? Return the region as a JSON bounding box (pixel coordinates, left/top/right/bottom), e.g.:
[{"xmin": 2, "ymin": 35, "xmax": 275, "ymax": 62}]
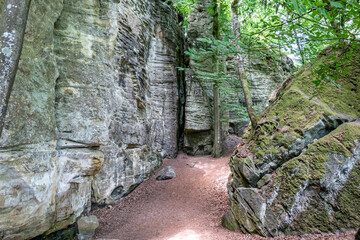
[
  {"xmin": 165, "ymin": 0, "xmax": 198, "ymax": 28},
  {"xmin": 173, "ymin": 0, "xmax": 360, "ymax": 78},
  {"xmin": 167, "ymin": 0, "xmax": 233, "ymax": 30},
  {"xmin": 184, "ymin": 35, "xmax": 269, "ymax": 123},
  {"xmin": 235, "ymin": 0, "xmax": 360, "ymax": 56},
  {"xmin": 234, "ymin": 0, "xmax": 360, "ymax": 85},
  {"xmin": 171, "ymin": 0, "xmax": 360, "ymax": 124}
]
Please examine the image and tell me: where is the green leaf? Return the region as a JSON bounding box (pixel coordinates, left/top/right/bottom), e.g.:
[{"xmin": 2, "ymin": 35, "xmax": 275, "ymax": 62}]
[
  {"xmin": 291, "ymin": 0, "xmax": 302, "ymax": 14},
  {"xmin": 330, "ymin": 1, "xmax": 344, "ymax": 8},
  {"xmin": 197, "ymin": 38, "xmax": 211, "ymax": 43},
  {"xmin": 318, "ymin": 7, "xmax": 328, "ymax": 19}
]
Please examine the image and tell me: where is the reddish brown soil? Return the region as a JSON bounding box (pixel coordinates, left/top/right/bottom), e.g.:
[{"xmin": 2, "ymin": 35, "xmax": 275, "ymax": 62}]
[{"xmin": 92, "ymin": 153, "xmax": 356, "ymax": 240}]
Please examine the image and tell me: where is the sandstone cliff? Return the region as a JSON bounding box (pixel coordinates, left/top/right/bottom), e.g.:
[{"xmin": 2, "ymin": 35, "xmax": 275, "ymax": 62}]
[
  {"xmin": 0, "ymin": 0, "xmax": 296, "ymax": 239},
  {"xmin": 183, "ymin": 0, "xmax": 294, "ymax": 155},
  {"xmin": 0, "ymin": 0, "xmax": 183, "ymax": 239}
]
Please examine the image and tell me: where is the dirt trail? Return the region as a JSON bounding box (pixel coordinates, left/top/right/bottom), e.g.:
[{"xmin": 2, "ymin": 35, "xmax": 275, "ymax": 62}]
[{"xmin": 92, "ymin": 153, "xmax": 355, "ymax": 240}]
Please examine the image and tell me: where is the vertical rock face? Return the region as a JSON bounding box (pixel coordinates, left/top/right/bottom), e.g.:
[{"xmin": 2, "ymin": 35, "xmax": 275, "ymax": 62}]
[
  {"xmin": 0, "ymin": 0, "xmax": 296, "ymax": 238},
  {"xmin": 183, "ymin": 0, "xmax": 214, "ymax": 155},
  {"xmin": 183, "ymin": 0, "xmax": 294, "ymax": 155},
  {"xmin": 53, "ymin": 1, "xmax": 117, "ymax": 231},
  {"xmin": 88, "ymin": 0, "xmax": 183, "ymax": 205},
  {"xmin": 0, "ymin": 1, "xmax": 63, "ymax": 239},
  {"xmin": 0, "ymin": 0, "xmax": 183, "ymax": 239}
]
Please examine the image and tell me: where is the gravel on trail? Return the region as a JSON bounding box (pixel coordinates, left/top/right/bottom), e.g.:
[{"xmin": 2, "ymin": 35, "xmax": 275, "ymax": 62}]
[{"xmin": 92, "ymin": 152, "xmax": 356, "ymax": 240}]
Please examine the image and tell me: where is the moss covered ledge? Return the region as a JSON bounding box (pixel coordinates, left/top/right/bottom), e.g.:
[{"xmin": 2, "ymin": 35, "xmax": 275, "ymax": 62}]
[{"xmin": 223, "ymin": 46, "xmax": 360, "ymax": 237}]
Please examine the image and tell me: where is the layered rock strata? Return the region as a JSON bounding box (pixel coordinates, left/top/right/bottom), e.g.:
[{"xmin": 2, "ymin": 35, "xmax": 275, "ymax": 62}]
[
  {"xmin": 0, "ymin": 0, "xmax": 183, "ymax": 239},
  {"xmin": 183, "ymin": 0, "xmax": 214, "ymax": 155},
  {"xmin": 183, "ymin": 0, "xmax": 294, "ymax": 155}
]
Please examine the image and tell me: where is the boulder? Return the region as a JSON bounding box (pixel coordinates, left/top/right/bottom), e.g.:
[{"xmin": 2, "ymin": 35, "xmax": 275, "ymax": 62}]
[
  {"xmin": 156, "ymin": 166, "xmax": 176, "ymax": 180},
  {"xmin": 77, "ymin": 215, "xmax": 99, "ymax": 240},
  {"xmin": 223, "ymin": 46, "xmax": 360, "ymax": 236}
]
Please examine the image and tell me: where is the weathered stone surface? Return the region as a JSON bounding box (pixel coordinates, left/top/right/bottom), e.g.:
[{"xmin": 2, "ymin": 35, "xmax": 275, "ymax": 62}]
[
  {"xmin": 221, "ymin": 211, "xmax": 240, "ymax": 231},
  {"xmin": 0, "ymin": 142, "xmax": 58, "ymax": 240},
  {"xmin": 0, "ymin": 1, "xmax": 63, "ymax": 239},
  {"xmin": 89, "ymin": 0, "xmax": 183, "ymax": 205},
  {"xmin": 183, "ymin": 0, "xmax": 294, "ymax": 154},
  {"xmin": 183, "ymin": 0, "xmax": 214, "ymax": 155},
  {"xmin": 77, "ymin": 215, "xmax": 99, "ymax": 240},
  {"xmin": 257, "ymin": 174, "xmax": 271, "ymax": 188},
  {"xmin": 156, "ymin": 166, "xmax": 176, "ymax": 180},
  {"xmin": 224, "ymin": 47, "xmax": 360, "ymax": 236},
  {"xmin": 0, "ymin": 0, "xmax": 183, "ymax": 239}
]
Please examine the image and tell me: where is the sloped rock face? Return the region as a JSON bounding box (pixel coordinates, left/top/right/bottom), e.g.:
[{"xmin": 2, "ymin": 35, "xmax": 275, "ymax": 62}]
[
  {"xmin": 183, "ymin": 0, "xmax": 294, "ymax": 155},
  {"xmin": 0, "ymin": 0, "xmax": 183, "ymax": 239},
  {"xmin": 223, "ymin": 47, "xmax": 360, "ymax": 236}
]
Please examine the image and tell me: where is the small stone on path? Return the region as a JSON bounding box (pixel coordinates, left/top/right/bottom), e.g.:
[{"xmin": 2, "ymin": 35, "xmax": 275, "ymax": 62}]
[
  {"xmin": 156, "ymin": 166, "xmax": 176, "ymax": 180},
  {"xmin": 77, "ymin": 215, "xmax": 99, "ymax": 240},
  {"xmin": 186, "ymin": 162, "xmax": 197, "ymax": 168}
]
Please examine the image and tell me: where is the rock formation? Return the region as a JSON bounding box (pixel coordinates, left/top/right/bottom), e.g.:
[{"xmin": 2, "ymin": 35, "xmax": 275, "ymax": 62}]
[
  {"xmin": 156, "ymin": 166, "xmax": 176, "ymax": 180},
  {"xmin": 183, "ymin": 0, "xmax": 214, "ymax": 155},
  {"xmin": 0, "ymin": 0, "xmax": 298, "ymax": 239},
  {"xmin": 223, "ymin": 47, "xmax": 360, "ymax": 236},
  {"xmin": 183, "ymin": 0, "xmax": 294, "ymax": 155},
  {"xmin": 0, "ymin": 0, "xmax": 183, "ymax": 239}
]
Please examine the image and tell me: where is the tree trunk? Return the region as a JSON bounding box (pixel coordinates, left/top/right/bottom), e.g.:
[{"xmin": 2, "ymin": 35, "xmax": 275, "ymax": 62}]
[
  {"xmin": 0, "ymin": 0, "xmax": 31, "ymax": 137},
  {"xmin": 212, "ymin": 85, "xmax": 222, "ymax": 157},
  {"xmin": 231, "ymin": 0, "xmax": 258, "ymax": 130},
  {"xmin": 212, "ymin": 0, "xmax": 222, "ymax": 158},
  {"xmin": 293, "ymin": 28, "xmax": 305, "ymax": 64}
]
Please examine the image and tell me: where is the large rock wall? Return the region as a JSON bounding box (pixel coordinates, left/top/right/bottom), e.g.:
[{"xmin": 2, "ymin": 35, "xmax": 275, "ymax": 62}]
[
  {"xmin": 222, "ymin": 47, "xmax": 360, "ymax": 236},
  {"xmin": 183, "ymin": 0, "xmax": 214, "ymax": 155},
  {"xmin": 0, "ymin": 0, "xmax": 183, "ymax": 239},
  {"xmin": 183, "ymin": 0, "xmax": 294, "ymax": 155},
  {"xmin": 0, "ymin": 1, "xmax": 63, "ymax": 239}
]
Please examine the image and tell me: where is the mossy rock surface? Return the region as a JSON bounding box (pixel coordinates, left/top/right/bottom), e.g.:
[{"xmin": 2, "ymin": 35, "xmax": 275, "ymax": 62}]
[{"xmin": 224, "ymin": 46, "xmax": 360, "ymax": 237}]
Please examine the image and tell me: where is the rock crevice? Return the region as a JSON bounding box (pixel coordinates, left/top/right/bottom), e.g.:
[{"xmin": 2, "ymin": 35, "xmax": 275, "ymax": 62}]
[{"xmin": 0, "ymin": 0, "xmax": 185, "ymax": 239}]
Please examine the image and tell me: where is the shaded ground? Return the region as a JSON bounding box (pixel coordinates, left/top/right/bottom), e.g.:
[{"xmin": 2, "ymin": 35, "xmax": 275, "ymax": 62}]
[{"xmin": 92, "ymin": 153, "xmax": 356, "ymax": 240}]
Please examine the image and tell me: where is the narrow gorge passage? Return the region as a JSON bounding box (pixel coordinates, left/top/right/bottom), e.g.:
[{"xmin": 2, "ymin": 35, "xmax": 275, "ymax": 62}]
[{"xmin": 91, "ymin": 153, "xmax": 355, "ymax": 240}]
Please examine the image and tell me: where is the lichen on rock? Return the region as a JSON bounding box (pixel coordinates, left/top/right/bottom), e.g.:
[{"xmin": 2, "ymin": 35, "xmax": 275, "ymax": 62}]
[
  {"xmin": 182, "ymin": 0, "xmax": 295, "ymax": 155},
  {"xmin": 223, "ymin": 46, "xmax": 360, "ymax": 237},
  {"xmin": 0, "ymin": 0, "xmax": 184, "ymax": 239}
]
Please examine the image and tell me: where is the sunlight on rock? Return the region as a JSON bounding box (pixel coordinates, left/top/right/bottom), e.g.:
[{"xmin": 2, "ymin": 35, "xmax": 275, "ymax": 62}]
[{"xmin": 167, "ymin": 229, "xmax": 203, "ymax": 240}]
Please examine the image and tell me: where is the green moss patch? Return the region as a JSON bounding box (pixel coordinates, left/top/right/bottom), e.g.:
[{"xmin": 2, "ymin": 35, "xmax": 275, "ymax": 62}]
[
  {"xmin": 335, "ymin": 162, "xmax": 360, "ymax": 226},
  {"xmin": 228, "ymin": 46, "xmax": 360, "ymax": 237},
  {"xmin": 273, "ymin": 158, "xmax": 309, "ymax": 209}
]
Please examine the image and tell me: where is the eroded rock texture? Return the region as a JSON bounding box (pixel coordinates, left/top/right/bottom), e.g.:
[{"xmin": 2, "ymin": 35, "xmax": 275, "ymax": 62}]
[
  {"xmin": 183, "ymin": 0, "xmax": 214, "ymax": 156},
  {"xmin": 0, "ymin": 0, "xmax": 183, "ymax": 239},
  {"xmin": 183, "ymin": 0, "xmax": 294, "ymax": 155},
  {"xmin": 223, "ymin": 47, "xmax": 360, "ymax": 236}
]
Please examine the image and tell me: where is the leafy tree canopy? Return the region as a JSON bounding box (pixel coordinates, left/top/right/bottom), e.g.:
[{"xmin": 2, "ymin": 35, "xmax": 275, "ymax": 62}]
[{"xmin": 171, "ymin": 0, "xmax": 360, "ymax": 65}]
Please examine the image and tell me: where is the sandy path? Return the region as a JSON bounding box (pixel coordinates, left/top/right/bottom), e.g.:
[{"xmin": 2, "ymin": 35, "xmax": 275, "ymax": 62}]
[{"xmin": 92, "ymin": 153, "xmax": 355, "ymax": 240}]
